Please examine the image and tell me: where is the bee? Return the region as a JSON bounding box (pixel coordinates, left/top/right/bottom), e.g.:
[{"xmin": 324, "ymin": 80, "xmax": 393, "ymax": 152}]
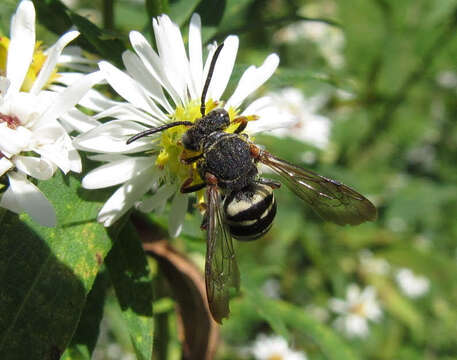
[{"xmin": 127, "ymin": 43, "xmax": 377, "ymax": 323}]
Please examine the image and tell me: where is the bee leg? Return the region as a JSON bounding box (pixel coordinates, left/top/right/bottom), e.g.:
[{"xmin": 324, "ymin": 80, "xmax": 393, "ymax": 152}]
[
  {"xmin": 232, "ymin": 116, "xmax": 248, "ymax": 134},
  {"xmin": 256, "ymin": 177, "xmax": 281, "ymax": 189},
  {"xmin": 180, "ymin": 153, "xmax": 203, "ymax": 164},
  {"xmin": 180, "ymin": 178, "xmax": 206, "ymax": 193},
  {"xmin": 200, "ymin": 211, "xmax": 209, "ymax": 230}
]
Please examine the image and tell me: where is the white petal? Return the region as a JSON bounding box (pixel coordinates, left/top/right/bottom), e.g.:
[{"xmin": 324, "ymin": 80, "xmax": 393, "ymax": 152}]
[
  {"xmin": 0, "ymin": 77, "xmax": 11, "ymax": 99},
  {"xmin": 188, "ymin": 14, "xmax": 203, "ymax": 99},
  {"xmin": 97, "ymin": 167, "xmax": 156, "ymax": 226},
  {"xmin": 7, "ymin": 0, "xmax": 36, "ymax": 93},
  {"xmin": 206, "ymin": 36, "xmax": 239, "ymax": 101},
  {"xmin": 0, "ymin": 124, "xmax": 31, "ymax": 156},
  {"xmin": 36, "ymin": 71, "xmax": 104, "ymax": 126},
  {"xmin": 32, "ymin": 122, "xmax": 81, "ymax": 173},
  {"xmin": 226, "ymin": 53, "xmax": 279, "ymax": 109},
  {"xmin": 329, "ymin": 299, "xmax": 348, "ymax": 314},
  {"xmin": 94, "ymin": 104, "xmax": 165, "ymax": 126},
  {"xmin": 0, "ymin": 157, "xmax": 13, "ymax": 176},
  {"xmin": 153, "ymin": 15, "xmax": 190, "ymax": 104},
  {"xmin": 122, "ymin": 50, "xmax": 172, "ymax": 114},
  {"xmin": 73, "ymin": 120, "xmax": 154, "ymax": 154},
  {"xmin": 82, "ymin": 157, "xmax": 154, "ymax": 189},
  {"xmin": 59, "ymin": 108, "xmax": 101, "ymax": 133},
  {"xmin": 77, "ymin": 88, "xmax": 119, "ymax": 112},
  {"xmin": 2, "ymin": 171, "xmax": 56, "ymax": 227},
  {"xmin": 242, "ymin": 96, "xmax": 297, "ymax": 134},
  {"xmin": 88, "ymin": 153, "xmax": 129, "ymax": 162},
  {"xmin": 14, "ymin": 156, "xmax": 56, "ymax": 180},
  {"xmin": 347, "ymin": 284, "xmax": 361, "ymax": 303},
  {"xmin": 30, "ymin": 30, "xmax": 80, "ymax": 94},
  {"xmin": 136, "ymin": 183, "xmax": 176, "ymax": 212},
  {"xmin": 345, "ymin": 315, "xmax": 369, "ymax": 338},
  {"xmin": 168, "ymin": 191, "xmax": 188, "ymax": 238},
  {"xmin": 129, "ymin": 31, "xmax": 180, "ymax": 106},
  {"xmin": 99, "ymin": 60, "xmax": 156, "ymax": 114}
]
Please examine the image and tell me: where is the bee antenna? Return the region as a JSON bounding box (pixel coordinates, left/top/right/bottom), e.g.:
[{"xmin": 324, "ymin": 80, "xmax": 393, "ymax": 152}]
[
  {"xmin": 200, "ymin": 42, "xmax": 225, "ymax": 117},
  {"xmin": 126, "ymin": 121, "xmax": 193, "ymax": 144}
]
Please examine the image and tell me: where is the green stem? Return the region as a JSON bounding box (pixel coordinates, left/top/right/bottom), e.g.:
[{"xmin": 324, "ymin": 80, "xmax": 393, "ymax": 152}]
[{"xmin": 102, "ymin": 0, "xmax": 115, "ymax": 31}]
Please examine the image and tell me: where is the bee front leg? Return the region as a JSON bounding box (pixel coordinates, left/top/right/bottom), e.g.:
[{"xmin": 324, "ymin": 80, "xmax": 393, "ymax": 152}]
[
  {"xmin": 180, "ymin": 153, "xmax": 203, "ymax": 164},
  {"xmin": 232, "ymin": 116, "xmax": 248, "ymax": 134}
]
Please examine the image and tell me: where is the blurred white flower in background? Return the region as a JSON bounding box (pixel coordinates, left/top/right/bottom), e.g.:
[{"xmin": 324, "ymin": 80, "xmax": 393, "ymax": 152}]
[
  {"xmin": 250, "ymin": 334, "xmax": 307, "ymax": 360},
  {"xmin": 275, "ymin": 21, "xmax": 344, "ymax": 69},
  {"xmin": 74, "ymin": 13, "xmax": 288, "ymax": 236},
  {"xmin": 395, "ymin": 268, "xmax": 430, "ymax": 299},
  {"xmin": 358, "ymin": 249, "xmax": 390, "ymax": 275},
  {"xmin": 329, "ymin": 284, "xmax": 382, "ymax": 338},
  {"xmin": 0, "ymin": 0, "xmax": 102, "ymax": 226},
  {"xmin": 261, "ymin": 278, "xmax": 281, "ymax": 299},
  {"xmin": 436, "ymin": 71, "xmax": 457, "ymax": 89},
  {"xmin": 267, "ymin": 87, "xmax": 331, "ymax": 150},
  {"xmin": 305, "ymin": 304, "xmax": 330, "ymax": 323}
]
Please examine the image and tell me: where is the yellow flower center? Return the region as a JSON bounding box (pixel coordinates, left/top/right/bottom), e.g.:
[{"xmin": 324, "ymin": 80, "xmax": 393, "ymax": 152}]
[
  {"xmin": 268, "ymin": 354, "xmax": 284, "ymax": 360},
  {"xmin": 350, "ymin": 302, "xmax": 366, "ymax": 317},
  {"xmin": 0, "ymin": 36, "xmax": 59, "ymax": 92}
]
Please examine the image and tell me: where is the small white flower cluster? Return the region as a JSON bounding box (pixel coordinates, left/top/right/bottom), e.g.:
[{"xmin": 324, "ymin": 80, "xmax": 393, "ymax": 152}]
[
  {"xmin": 0, "ymin": 0, "xmax": 102, "ymax": 226},
  {"xmin": 265, "ymin": 88, "xmax": 331, "ymax": 151},
  {"xmin": 329, "ymin": 284, "xmax": 382, "ymax": 338},
  {"xmin": 395, "ymin": 268, "xmax": 430, "ymax": 299},
  {"xmin": 249, "ymin": 334, "xmax": 307, "ymax": 360},
  {"xmin": 328, "ymin": 252, "xmax": 431, "ymax": 338}
]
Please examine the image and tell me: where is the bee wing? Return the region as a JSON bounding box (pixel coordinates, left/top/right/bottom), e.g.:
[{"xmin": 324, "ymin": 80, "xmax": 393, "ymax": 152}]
[
  {"xmin": 259, "ymin": 151, "xmax": 377, "ymax": 225},
  {"xmin": 205, "ymin": 184, "xmax": 240, "ymax": 323}
]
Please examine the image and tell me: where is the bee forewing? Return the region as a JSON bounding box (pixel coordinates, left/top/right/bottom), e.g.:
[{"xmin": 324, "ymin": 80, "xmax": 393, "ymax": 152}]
[
  {"xmin": 259, "ymin": 151, "xmax": 377, "ymax": 225},
  {"xmin": 205, "ymin": 185, "xmax": 240, "ymax": 323}
]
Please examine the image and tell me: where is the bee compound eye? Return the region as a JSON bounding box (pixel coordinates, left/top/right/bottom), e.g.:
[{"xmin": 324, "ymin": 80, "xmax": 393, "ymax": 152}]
[{"xmin": 181, "ymin": 132, "xmax": 199, "ymax": 151}]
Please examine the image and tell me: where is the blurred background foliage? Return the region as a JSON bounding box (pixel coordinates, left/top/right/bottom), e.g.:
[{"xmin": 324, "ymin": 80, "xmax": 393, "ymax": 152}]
[{"xmin": 1, "ymin": 0, "xmax": 457, "ymax": 359}]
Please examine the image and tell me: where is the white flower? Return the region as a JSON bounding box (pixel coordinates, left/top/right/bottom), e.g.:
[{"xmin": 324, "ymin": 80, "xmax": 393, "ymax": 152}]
[
  {"xmin": 0, "ymin": 0, "xmax": 103, "ymax": 226},
  {"xmin": 261, "ymin": 278, "xmax": 281, "ymax": 299},
  {"xmin": 329, "ymin": 284, "xmax": 382, "ymax": 338},
  {"xmin": 250, "ymin": 334, "xmax": 307, "ymax": 360},
  {"xmin": 395, "ymin": 268, "xmax": 430, "ymax": 299},
  {"xmin": 358, "ymin": 249, "xmax": 390, "ymax": 275},
  {"xmin": 266, "ymin": 88, "xmax": 331, "ymax": 150},
  {"xmin": 274, "ymin": 21, "xmax": 345, "ymax": 69},
  {"xmin": 74, "ymin": 13, "xmax": 284, "ymax": 236}
]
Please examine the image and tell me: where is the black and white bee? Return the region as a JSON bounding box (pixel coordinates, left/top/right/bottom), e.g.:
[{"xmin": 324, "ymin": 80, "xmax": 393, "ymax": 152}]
[{"xmin": 127, "ymin": 43, "xmax": 377, "ymax": 323}]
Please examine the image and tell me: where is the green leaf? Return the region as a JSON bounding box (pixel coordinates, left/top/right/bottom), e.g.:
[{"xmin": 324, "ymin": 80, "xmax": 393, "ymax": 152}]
[
  {"xmin": 105, "ymin": 222, "xmax": 154, "ymax": 360},
  {"xmin": 33, "ymin": 0, "xmax": 126, "ymax": 66},
  {"xmin": 68, "ymin": 12, "xmax": 126, "ymax": 67},
  {"xmin": 248, "ymin": 293, "xmax": 359, "ymax": 360},
  {"xmin": 146, "ymin": 0, "xmax": 169, "ymax": 20},
  {"xmin": 32, "ymin": 0, "xmax": 73, "ymax": 35},
  {"xmin": 168, "ymin": 0, "xmax": 201, "ymax": 27},
  {"xmin": 61, "ymin": 270, "xmax": 110, "ymax": 360},
  {"xmin": 0, "ymin": 173, "xmax": 114, "ymax": 360}
]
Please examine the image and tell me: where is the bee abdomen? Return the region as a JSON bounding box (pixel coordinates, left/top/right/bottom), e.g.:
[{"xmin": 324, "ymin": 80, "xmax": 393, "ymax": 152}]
[{"xmin": 223, "ymin": 184, "xmax": 277, "ymax": 241}]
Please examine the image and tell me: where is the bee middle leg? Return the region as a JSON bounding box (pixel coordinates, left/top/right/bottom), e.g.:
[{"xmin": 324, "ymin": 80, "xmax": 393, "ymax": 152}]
[
  {"xmin": 256, "ymin": 177, "xmax": 281, "ymax": 189},
  {"xmin": 180, "ymin": 177, "xmax": 206, "ymax": 193}
]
